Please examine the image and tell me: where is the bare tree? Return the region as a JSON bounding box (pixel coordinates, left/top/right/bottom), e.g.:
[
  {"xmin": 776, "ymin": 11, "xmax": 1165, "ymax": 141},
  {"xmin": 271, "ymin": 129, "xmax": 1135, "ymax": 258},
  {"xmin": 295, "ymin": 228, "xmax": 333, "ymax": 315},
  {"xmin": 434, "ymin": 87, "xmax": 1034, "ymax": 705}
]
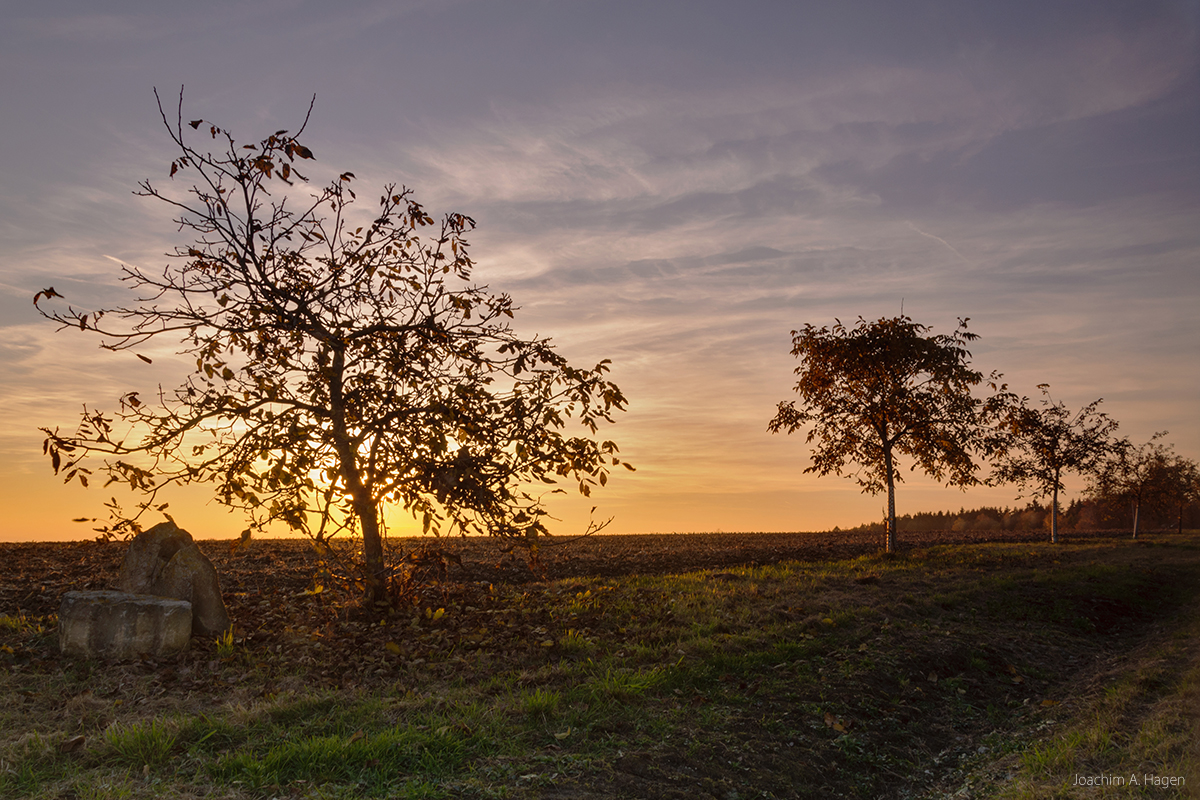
[
  {"xmin": 36, "ymin": 91, "xmax": 631, "ymax": 602},
  {"xmin": 991, "ymin": 386, "xmax": 1118, "ymax": 543},
  {"xmin": 768, "ymin": 315, "xmax": 1003, "ymax": 553}
]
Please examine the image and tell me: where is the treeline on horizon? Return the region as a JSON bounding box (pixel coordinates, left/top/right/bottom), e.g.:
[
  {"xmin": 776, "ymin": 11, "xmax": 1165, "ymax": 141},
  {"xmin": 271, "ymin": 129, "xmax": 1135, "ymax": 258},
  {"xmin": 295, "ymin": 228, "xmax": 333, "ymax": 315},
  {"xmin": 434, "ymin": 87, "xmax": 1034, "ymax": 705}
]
[{"xmin": 837, "ymin": 496, "xmax": 1200, "ymax": 535}]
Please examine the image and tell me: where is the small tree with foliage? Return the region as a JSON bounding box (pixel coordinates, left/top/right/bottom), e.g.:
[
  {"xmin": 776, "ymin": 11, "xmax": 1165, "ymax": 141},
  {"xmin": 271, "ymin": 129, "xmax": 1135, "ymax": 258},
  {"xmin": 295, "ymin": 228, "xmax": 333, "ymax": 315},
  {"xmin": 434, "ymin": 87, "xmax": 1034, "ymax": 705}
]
[
  {"xmin": 1154, "ymin": 454, "xmax": 1200, "ymax": 535},
  {"xmin": 36, "ymin": 91, "xmax": 630, "ymax": 602},
  {"xmin": 991, "ymin": 386, "xmax": 1118, "ymax": 543},
  {"xmin": 768, "ymin": 315, "xmax": 1001, "ymax": 553},
  {"xmin": 1090, "ymin": 432, "xmax": 1174, "ymax": 538}
]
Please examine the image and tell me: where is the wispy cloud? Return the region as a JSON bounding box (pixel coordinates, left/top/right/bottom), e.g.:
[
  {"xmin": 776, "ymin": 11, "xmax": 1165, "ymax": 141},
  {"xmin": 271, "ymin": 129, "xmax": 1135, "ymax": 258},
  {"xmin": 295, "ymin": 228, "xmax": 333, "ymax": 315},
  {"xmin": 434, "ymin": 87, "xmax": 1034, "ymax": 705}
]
[
  {"xmin": 905, "ymin": 222, "xmax": 969, "ymax": 262},
  {"xmin": 1, "ymin": 0, "xmax": 1196, "ymax": 539}
]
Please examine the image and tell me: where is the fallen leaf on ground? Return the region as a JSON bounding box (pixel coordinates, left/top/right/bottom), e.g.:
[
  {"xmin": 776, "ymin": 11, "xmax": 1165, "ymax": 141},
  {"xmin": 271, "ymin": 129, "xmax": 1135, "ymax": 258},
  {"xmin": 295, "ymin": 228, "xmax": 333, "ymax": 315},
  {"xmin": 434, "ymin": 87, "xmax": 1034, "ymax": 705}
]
[{"xmin": 59, "ymin": 735, "xmax": 86, "ymax": 753}]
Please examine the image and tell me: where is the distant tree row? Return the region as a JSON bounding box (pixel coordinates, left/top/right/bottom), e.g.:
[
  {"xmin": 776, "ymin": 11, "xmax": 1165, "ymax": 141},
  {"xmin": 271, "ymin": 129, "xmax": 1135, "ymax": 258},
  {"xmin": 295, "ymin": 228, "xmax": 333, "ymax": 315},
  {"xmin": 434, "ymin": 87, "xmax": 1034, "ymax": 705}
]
[
  {"xmin": 840, "ymin": 495, "xmax": 1200, "ymax": 537},
  {"xmin": 839, "ymin": 503, "xmax": 1054, "ymax": 535},
  {"xmin": 769, "ymin": 315, "xmax": 1199, "ymax": 551}
]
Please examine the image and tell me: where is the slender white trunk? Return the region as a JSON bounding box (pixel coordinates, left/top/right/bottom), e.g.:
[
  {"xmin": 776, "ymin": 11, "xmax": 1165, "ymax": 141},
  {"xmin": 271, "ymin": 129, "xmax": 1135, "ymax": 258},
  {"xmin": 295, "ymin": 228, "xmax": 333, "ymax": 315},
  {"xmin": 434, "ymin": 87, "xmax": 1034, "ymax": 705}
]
[{"xmin": 883, "ymin": 444, "xmax": 896, "ymax": 554}]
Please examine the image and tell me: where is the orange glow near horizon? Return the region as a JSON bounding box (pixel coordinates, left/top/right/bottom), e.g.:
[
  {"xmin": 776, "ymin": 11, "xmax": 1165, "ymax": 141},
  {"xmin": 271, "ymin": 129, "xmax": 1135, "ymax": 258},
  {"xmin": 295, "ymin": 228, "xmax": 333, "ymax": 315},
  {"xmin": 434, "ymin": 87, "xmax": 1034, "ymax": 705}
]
[
  {"xmin": 2, "ymin": 4, "xmax": 1196, "ymax": 544},
  {"xmin": 0, "ymin": 452, "xmax": 1094, "ymax": 543}
]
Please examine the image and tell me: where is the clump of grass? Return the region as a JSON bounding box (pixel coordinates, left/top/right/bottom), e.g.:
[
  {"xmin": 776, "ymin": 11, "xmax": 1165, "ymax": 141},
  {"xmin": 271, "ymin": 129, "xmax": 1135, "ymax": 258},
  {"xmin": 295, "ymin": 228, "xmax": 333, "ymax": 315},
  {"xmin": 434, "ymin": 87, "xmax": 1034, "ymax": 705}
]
[
  {"xmin": 520, "ymin": 687, "xmax": 561, "ymax": 718},
  {"xmin": 559, "ymin": 628, "xmax": 593, "ymax": 655},
  {"xmin": 582, "ymin": 664, "xmax": 666, "ymax": 702},
  {"xmin": 102, "ymin": 718, "xmax": 179, "ymax": 770},
  {"xmin": 209, "ymin": 723, "xmax": 481, "ymax": 791},
  {"xmin": 0, "ymin": 613, "xmax": 49, "ymax": 637},
  {"xmin": 213, "ymin": 628, "xmax": 236, "ymax": 659},
  {"xmin": 1, "ymin": 614, "xmax": 33, "ymax": 633},
  {"xmin": 71, "ymin": 775, "xmax": 136, "ymax": 800}
]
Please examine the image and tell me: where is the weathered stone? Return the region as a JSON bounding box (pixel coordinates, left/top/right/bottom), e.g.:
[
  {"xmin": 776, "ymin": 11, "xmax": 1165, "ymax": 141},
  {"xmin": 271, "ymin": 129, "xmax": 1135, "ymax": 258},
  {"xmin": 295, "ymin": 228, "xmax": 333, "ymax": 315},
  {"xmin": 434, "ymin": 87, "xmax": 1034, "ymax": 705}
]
[
  {"xmin": 154, "ymin": 545, "xmax": 231, "ymax": 636},
  {"xmin": 118, "ymin": 521, "xmax": 231, "ymax": 637},
  {"xmin": 58, "ymin": 590, "xmax": 192, "ymax": 659},
  {"xmin": 118, "ymin": 521, "xmax": 194, "ymax": 594}
]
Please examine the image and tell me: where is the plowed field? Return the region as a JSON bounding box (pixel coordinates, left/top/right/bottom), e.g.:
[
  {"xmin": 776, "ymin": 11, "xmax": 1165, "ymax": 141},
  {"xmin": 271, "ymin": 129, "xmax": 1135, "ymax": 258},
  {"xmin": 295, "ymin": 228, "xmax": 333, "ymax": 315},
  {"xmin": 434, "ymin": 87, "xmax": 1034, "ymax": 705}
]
[{"xmin": 1, "ymin": 528, "xmax": 1111, "ymax": 619}]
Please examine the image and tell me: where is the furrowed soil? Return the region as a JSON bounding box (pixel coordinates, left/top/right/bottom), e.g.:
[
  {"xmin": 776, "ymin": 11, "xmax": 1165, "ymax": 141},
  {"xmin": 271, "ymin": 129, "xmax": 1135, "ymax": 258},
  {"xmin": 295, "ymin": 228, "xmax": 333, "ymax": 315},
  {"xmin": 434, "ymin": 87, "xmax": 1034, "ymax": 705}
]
[
  {"xmin": 0, "ymin": 529, "xmax": 1109, "ymax": 619},
  {"xmin": 2, "ymin": 529, "xmax": 1198, "ymax": 800}
]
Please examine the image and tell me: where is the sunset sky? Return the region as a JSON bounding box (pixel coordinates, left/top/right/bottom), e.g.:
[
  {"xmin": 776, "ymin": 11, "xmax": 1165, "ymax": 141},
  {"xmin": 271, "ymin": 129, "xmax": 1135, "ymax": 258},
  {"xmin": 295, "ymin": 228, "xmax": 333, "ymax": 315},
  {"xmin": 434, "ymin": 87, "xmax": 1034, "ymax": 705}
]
[{"xmin": 1, "ymin": 1, "xmax": 1197, "ymax": 542}]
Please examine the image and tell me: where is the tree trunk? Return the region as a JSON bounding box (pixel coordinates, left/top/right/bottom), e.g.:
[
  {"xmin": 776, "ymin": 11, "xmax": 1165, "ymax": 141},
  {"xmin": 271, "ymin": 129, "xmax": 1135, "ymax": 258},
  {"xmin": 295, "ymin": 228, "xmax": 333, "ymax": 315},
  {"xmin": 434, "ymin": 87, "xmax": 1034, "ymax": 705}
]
[
  {"xmin": 328, "ymin": 346, "xmax": 387, "ymax": 605},
  {"xmin": 883, "ymin": 445, "xmax": 896, "ymax": 554},
  {"xmin": 336, "ymin": 464, "xmax": 388, "ymax": 605},
  {"xmin": 1131, "ymin": 500, "xmax": 1140, "ymax": 540},
  {"xmin": 1050, "ymin": 484, "xmax": 1059, "ymax": 544},
  {"xmin": 355, "ymin": 497, "xmax": 387, "ymax": 604}
]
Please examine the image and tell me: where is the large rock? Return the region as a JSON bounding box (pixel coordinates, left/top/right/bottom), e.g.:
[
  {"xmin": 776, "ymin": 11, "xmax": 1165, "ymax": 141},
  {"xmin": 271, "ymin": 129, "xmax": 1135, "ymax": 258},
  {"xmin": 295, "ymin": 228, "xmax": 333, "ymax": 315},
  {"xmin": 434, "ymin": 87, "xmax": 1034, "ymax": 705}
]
[
  {"xmin": 59, "ymin": 590, "xmax": 192, "ymax": 659},
  {"xmin": 118, "ymin": 521, "xmax": 194, "ymax": 594},
  {"xmin": 153, "ymin": 544, "xmax": 232, "ymax": 636},
  {"xmin": 118, "ymin": 522, "xmax": 231, "ymax": 636}
]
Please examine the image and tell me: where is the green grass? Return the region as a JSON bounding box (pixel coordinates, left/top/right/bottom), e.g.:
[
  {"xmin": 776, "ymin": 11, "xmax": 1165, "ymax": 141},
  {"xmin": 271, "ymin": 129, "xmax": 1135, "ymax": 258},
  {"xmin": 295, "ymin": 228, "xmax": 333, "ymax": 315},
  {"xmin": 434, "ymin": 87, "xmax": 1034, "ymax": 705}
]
[
  {"xmin": 102, "ymin": 718, "xmax": 179, "ymax": 770},
  {"xmin": 518, "ymin": 687, "xmax": 561, "ymax": 718},
  {"xmin": 209, "ymin": 724, "xmax": 480, "ymax": 790},
  {"xmin": 967, "ymin": 602, "xmax": 1200, "ymax": 799},
  {"xmin": 2, "ymin": 534, "xmax": 1200, "ymax": 798}
]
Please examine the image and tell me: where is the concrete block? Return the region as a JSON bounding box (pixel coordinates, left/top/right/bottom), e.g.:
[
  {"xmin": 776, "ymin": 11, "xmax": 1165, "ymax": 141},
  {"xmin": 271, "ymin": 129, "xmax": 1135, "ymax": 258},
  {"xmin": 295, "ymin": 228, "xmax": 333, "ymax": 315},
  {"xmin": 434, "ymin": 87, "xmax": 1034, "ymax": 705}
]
[{"xmin": 58, "ymin": 590, "xmax": 192, "ymax": 659}]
